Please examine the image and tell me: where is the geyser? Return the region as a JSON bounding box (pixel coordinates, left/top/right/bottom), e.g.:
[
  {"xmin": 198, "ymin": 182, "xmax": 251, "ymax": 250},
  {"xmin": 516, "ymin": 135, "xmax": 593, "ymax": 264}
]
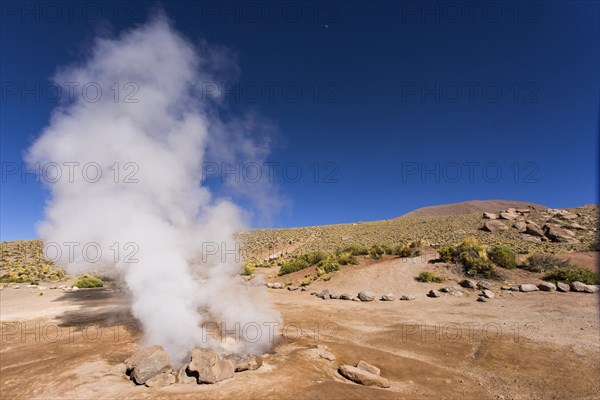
[{"xmin": 26, "ymin": 14, "xmax": 281, "ymax": 362}]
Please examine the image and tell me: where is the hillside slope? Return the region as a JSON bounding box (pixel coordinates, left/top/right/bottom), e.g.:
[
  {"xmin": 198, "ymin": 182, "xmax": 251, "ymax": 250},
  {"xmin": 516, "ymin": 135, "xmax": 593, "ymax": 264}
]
[{"xmin": 401, "ymin": 200, "xmax": 547, "ymax": 217}]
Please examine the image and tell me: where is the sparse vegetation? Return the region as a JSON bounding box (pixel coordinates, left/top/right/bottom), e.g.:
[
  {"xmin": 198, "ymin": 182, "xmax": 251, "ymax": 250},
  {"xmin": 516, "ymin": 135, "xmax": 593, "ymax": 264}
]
[
  {"xmin": 242, "ymin": 263, "xmax": 255, "ymax": 276},
  {"xmin": 417, "ymin": 271, "xmax": 445, "ymax": 283},
  {"xmin": 543, "ymin": 267, "xmax": 599, "ymax": 285},
  {"xmin": 438, "ymin": 238, "xmax": 502, "ymax": 279},
  {"xmin": 278, "ymin": 258, "xmax": 310, "ymax": 276},
  {"xmin": 368, "ymin": 244, "xmax": 385, "ymax": 259},
  {"xmin": 522, "ymin": 253, "xmax": 572, "ymax": 273},
  {"xmin": 487, "ymin": 245, "xmax": 517, "ymax": 269},
  {"xmin": 73, "ymin": 275, "xmax": 104, "ymax": 288}
]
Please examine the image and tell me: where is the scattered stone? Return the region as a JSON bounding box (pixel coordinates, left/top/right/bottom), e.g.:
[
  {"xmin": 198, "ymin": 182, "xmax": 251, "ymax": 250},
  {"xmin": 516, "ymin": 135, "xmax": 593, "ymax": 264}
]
[
  {"xmin": 519, "ymin": 284, "xmax": 539, "ymax": 292},
  {"xmin": 338, "ymin": 365, "xmax": 390, "ymax": 388},
  {"xmin": 188, "ymin": 348, "xmax": 234, "ymax": 384},
  {"xmin": 583, "ymin": 285, "xmax": 599, "ymax": 293},
  {"xmin": 266, "ymin": 283, "xmax": 274, "ymax": 288},
  {"xmin": 516, "ymin": 208, "xmax": 531, "ymax": 214},
  {"xmin": 482, "ymin": 220, "xmax": 509, "ymax": 232},
  {"xmin": 543, "ymin": 224, "xmax": 577, "ymax": 243},
  {"xmin": 477, "ymin": 281, "xmax": 492, "ymax": 290},
  {"xmin": 525, "ymin": 222, "xmax": 545, "ymax": 237},
  {"xmin": 358, "ymin": 291, "xmax": 375, "ymax": 302},
  {"xmin": 482, "ymin": 290, "xmax": 495, "ymax": 299},
  {"xmin": 37, "ymin": 285, "xmax": 47, "ymax": 290},
  {"xmin": 223, "ymin": 353, "xmax": 262, "ymax": 372},
  {"xmin": 176, "ymin": 365, "xmax": 197, "ymax": 384},
  {"xmin": 538, "ymin": 282, "xmax": 556, "ymax": 292},
  {"xmin": 555, "ymin": 212, "xmax": 578, "ymax": 220},
  {"xmin": 459, "ymin": 279, "xmax": 477, "ymax": 289},
  {"xmin": 316, "ymin": 289, "xmax": 333, "ymax": 299},
  {"xmin": 356, "ymin": 360, "xmax": 380, "ymax": 376},
  {"xmin": 500, "ymin": 286, "xmax": 512, "ymax": 291},
  {"xmin": 49, "ymin": 285, "xmax": 57, "ymax": 289},
  {"xmin": 483, "ymin": 212, "xmax": 497, "ymax": 220},
  {"xmin": 271, "ymin": 282, "xmax": 284, "ymax": 289},
  {"xmin": 513, "ymin": 221, "xmax": 527, "ymax": 232},
  {"xmin": 110, "ymin": 363, "xmax": 127, "ymax": 375},
  {"xmin": 306, "ymin": 345, "xmax": 336, "ymax": 361},
  {"xmin": 499, "ymin": 212, "xmax": 518, "ymax": 220},
  {"xmin": 13, "ymin": 286, "xmax": 20, "ymax": 289},
  {"xmin": 427, "ymin": 290, "xmax": 441, "ymax": 298},
  {"xmin": 563, "ymin": 222, "xmax": 587, "ymax": 231},
  {"xmin": 300, "ymin": 287, "xmax": 308, "ymax": 291},
  {"xmin": 339, "ymin": 293, "xmax": 352, "ymax": 300},
  {"xmin": 400, "ymin": 295, "xmax": 416, "ymax": 301},
  {"xmin": 27, "ymin": 284, "xmax": 37, "ymax": 288},
  {"xmin": 522, "ymin": 235, "xmax": 542, "ymax": 243},
  {"xmin": 145, "ymin": 371, "xmax": 176, "ymax": 387},
  {"xmin": 477, "ymin": 296, "xmax": 488, "ymax": 302},
  {"xmin": 352, "ymin": 296, "xmax": 361, "ymax": 302},
  {"xmin": 570, "ymin": 281, "xmax": 587, "ymax": 292},
  {"xmin": 287, "ymin": 286, "xmax": 299, "ymax": 291},
  {"xmin": 71, "ymin": 286, "xmax": 80, "ymax": 292},
  {"xmin": 380, "ymin": 293, "xmax": 396, "ymax": 301},
  {"xmin": 126, "ymin": 345, "xmax": 173, "ymax": 385},
  {"xmin": 556, "ymin": 282, "xmax": 570, "ymax": 292},
  {"xmin": 330, "ymin": 294, "xmax": 339, "ymax": 299}
]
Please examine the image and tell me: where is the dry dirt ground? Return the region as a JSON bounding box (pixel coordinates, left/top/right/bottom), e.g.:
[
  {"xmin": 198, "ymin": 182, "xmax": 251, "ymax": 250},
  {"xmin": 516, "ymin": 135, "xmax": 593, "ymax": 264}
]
[{"xmin": 1, "ymin": 252, "xmax": 599, "ymax": 399}]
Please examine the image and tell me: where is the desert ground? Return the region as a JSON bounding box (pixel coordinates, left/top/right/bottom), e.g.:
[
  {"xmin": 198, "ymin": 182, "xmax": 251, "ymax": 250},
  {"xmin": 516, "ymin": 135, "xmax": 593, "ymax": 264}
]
[{"xmin": 1, "ymin": 248, "xmax": 599, "ymax": 400}]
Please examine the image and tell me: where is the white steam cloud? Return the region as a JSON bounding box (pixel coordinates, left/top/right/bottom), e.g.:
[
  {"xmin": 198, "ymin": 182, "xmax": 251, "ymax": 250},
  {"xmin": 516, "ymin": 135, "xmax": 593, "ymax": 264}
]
[{"xmin": 27, "ymin": 15, "xmax": 281, "ymax": 362}]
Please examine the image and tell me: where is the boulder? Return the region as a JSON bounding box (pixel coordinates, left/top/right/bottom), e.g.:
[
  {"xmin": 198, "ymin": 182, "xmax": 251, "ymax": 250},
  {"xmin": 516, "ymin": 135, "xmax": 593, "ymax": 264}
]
[
  {"xmin": 223, "ymin": 353, "xmax": 262, "ymax": 372},
  {"xmin": 356, "ymin": 360, "xmax": 380, "ymax": 375},
  {"xmin": 440, "ymin": 286, "xmax": 463, "ymax": 297},
  {"xmin": 481, "ymin": 290, "xmax": 495, "ymax": 299},
  {"xmin": 522, "ymin": 235, "xmax": 542, "ymax": 243},
  {"xmin": 569, "ymin": 281, "xmax": 587, "ymax": 292},
  {"xmin": 516, "ymin": 208, "xmax": 531, "ymax": 214},
  {"xmin": 519, "ymin": 284, "xmax": 539, "ymax": 292},
  {"xmin": 358, "ymin": 291, "xmax": 375, "ymax": 302},
  {"xmin": 145, "ymin": 371, "xmax": 176, "ymax": 387},
  {"xmin": 287, "ymin": 286, "xmax": 299, "ymax": 291},
  {"xmin": 109, "ymin": 363, "xmax": 127, "ymax": 376},
  {"xmin": 477, "ymin": 296, "xmax": 488, "ymax": 302},
  {"xmin": 543, "ymin": 224, "xmax": 577, "ymax": 243},
  {"xmin": 483, "ymin": 212, "xmax": 497, "ymax": 220},
  {"xmin": 306, "ymin": 345, "xmax": 336, "ymax": 361},
  {"xmin": 556, "ymin": 282, "xmax": 570, "ymax": 292},
  {"xmin": 338, "ymin": 365, "xmax": 390, "ymax": 388},
  {"xmin": 176, "ymin": 364, "xmax": 197, "ymax": 384},
  {"xmin": 555, "ymin": 212, "xmax": 578, "ymax": 220},
  {"xmin": 499, "ymin": 212, "xmax": 518, "ymax": 221},
  {"xmin": 352, "ymin": 296, "xmax": 361, "ymax": 302},
  {"xmin": 127, "ymin": 345, "xmax": 173, "ymax": 385},
  {"xmin": 271, "ymin": 282, "xmax": 284, "ymax": 289},
  {"xmin": 583, "ymin": 285, "xmax": 599, "ymax": 293},
  {"xmin": 400, "ymin": 295, "xmax": 416, "ymax": 301},
  {"xmin": 538, "ymin": 282, "xmax": 556, "ymax": 292},
  {"xmin": 477, "ymin": 281, "xmax": 492, "ymax": 290},
  {"xmin": 316, "ymin": 289, "xmax": 333, "ymax": 299},
  {"xmin": 525, "ymin": 222, "xmax": 545, "ymax": 238},
  {"xmin": 188, "ymin": 348, "xmax": 234, "ymax": 384},
  {"xmin": 339, "ymin": 293, "xmax": 352, "ymax": 300},
  {"xmin": 513, "ymin": 221, "xmax": 527, "ymax": 232},
  {"xmin": 427, "ymin": 290, "xmax": 441, "ymax": 298},
  {"xmin": 459, "ymin": 279, "xmax": 477, "ymax": 289},
  {"xmin": 482, "ymin": 220, "xmax": 508, "ymax": 232},
  {"xmin": 380, "ymin": 293, "xmax": 396, "ymax": 301}
]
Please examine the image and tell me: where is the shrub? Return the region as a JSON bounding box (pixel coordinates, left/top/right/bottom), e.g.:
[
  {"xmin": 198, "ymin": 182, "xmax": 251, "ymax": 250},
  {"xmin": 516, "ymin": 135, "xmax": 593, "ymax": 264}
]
[
  {"xmin": 523, "ymin": 254, "xmax": 572, "ymax": 273},
  {"xmin": 278, "ymin": 258, "xmax": 310, "ymax": 275},
  {"xmin": 460, "ymin": 252, "xmax": 499, "ymax": 279},
  {"xmin": 488, "ymin": 245, "xmax": 517, "ymax": 269},
  {"xmin": 336, "ymin": 252, "xmax": 358, "ymax": 265},
  {"xmin": 368, "ymin": 245, "xmax": 385, "ymax": 259},
  {"xmin": 394, "ymin": 241, "xmax": 422, "ymax": 258},
  {"xmin": 339, "ymin": 244, "xmax": 369, "ymax": 256},
  {"xmin": 318, "ymin": 259, "xmax": 340, "ymax": 273},
  {"xmin": 74, "ymin": 275, "xmax": 103, "ymax": 288},
  {"xmin": 301, "ymin": 251, "xmax": 328, "ymax": 265},
  {"xmin": 242, "ymin": 263, "xmax": 255, "ymax": 276},
  {"xmin": 543, "ymin": 267, "xmax": 599, "ymax": 285},
  {"xmin": 417, "ymin": 271, "xmax": 445, "ymax": 283},
  {"xmin": 439, "ymin": 238, "xmax": 501, "ymax": 279}
]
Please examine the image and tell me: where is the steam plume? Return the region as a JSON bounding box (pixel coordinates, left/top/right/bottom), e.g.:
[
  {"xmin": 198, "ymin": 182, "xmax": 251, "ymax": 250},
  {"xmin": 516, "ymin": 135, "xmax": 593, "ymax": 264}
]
[{"xmin": 27, "ymin": 15, "xmax": 281, "ymax": 362}]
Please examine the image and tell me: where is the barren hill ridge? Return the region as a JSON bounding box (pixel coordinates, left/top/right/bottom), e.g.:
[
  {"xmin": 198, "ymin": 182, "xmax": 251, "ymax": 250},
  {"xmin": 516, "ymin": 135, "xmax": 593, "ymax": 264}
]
[{"xmin": 401, "ymin": 200, "xmax": 547, "ymax": 218}]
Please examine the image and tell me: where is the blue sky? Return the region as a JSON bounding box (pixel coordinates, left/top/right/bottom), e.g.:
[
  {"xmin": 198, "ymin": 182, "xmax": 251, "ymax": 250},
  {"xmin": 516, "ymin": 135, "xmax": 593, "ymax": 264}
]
[{"xmin": 1, "ymin": 1, "xmax": 598, "ymax": 241}]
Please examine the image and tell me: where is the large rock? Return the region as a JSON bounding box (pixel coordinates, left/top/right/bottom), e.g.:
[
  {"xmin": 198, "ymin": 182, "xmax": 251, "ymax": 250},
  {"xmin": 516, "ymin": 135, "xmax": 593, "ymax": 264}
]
[
  {"xmin": 316, "ymin": 289, "xmax": 333, "ymax": 299},
  {"xmin": 223, "ymin": 353, "xmax": 262, "ymax": 372},
  {"xmin": 338, "ymin": 365, "xmax": 390, "ymax": 388},
  {"xmin": 481, "ymin": 290, "xmax": 495, "ymax": 299},
  {"xmin": 538, "ymin": 282, "xmax": 556, "ymax": 292},
  {"xmin": 543, "ymin": 224, "xmax": 577, "ymax": 243},
  {"xmin": 356, "ymin": 360, "xmax": 380, "ymax": 375},
  {"xmin": 380, "ymin": 293, "xmax": 396, "ymax": 301},
  {"xmin": 499, "ymin": 212, "xmax": 518, "ymax": 220},
  {"xmin": 127, "ymin": 346, "xmax": 173, "ymax": 385},
  {"xmin": 522, "ymin": 234, "xmax": 542, "ymax": 243},
  {"xmin": 188, "ymin": 348, "xmax": 234, "ymax": 384},
  {"xmin": 584, "ymin": 285, "xmax": 599, "ymax": 293},
  {"xmin": 177, "ymin": 364, "xmax": 197, "ymax": 384},
  {"xmin": 400, "ymin": 295, "xmax": 416, "ymax": 301},
  {"xmin": 514, "ymin": 221, "xmax": 527, "ymax": 232},
  {"xmin": 570, "ymin": 281, "xmax": 587, "ymax": 292},
  {"xmin": 427, "ymin": 290, "xmax": 441, "ymax": 298},
  {"xmin": 482, "ymin": 220, "xmax": 508, "ymax": 232},
  {"xmin": 459, "ymin": 279, "xmax": 477, "ymax": 289},
  {"xmin": 556, "ymin": 282, "xmax": 570, "ymax": 292},
  {"xmin": 339, "ymin": 293, "xmax": 352, "ymax": 300},
  {"xmin": 483, "ymin": 212, "xmax": 497, "ymax": 220},
  {"xmin": 525, "ymin": 222, "xmax": 545, "ymax": 238},
  {"xmin": 145, "ymin": 371, "xmax": 176, "ymax": 387},
  {"xmin": 477, "ymin": 280, "xmax": 492, "ymax": 290},
  {"xmin": 271, "ymin": 282, "xmax": 284, "ymax": 289},
  {"xmin": 519, "ymin": 284, "xmax": 539, "ymax": 292},
  {"xmin": 440, "ymin": 286, "xmax": 463, "ymax": 297},
  {"xmin": 358, "ymin": 291, "xmax": 375, "ymax": 302}
]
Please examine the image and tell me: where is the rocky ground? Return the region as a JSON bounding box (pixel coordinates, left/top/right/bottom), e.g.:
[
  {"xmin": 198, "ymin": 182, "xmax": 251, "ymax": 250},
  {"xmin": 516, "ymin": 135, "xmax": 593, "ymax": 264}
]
[{"xmin": 1, "ymin": 249, "xmax": 599, "ymax": 399}]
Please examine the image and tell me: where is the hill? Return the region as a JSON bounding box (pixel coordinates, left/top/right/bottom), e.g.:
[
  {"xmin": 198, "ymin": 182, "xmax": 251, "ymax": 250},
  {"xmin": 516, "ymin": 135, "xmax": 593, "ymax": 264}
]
[{"xmin": 401, "ymin": 200, "xmax": 547, "ymax": 218}]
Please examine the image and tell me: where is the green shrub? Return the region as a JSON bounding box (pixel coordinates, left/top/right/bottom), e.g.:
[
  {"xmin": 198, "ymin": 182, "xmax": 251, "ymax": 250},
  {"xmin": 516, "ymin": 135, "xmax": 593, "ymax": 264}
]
[
  {"xmin": 488, "ymin": 245, "xmax": 517, "ymax": 269},
  {"xmin": 417, "ymin": 271, "xmax": 445, "ymax": 283},
  {"xmin": 73, "ymin": 275, "xmax": 103, "ymax": 288},
  {"xmin": 543, "ymin": 267, "xmax": 599, "ymax": 285},
  {"xmin": 459, "ymin": 252, "xmax": 499, "ymax": 278},
  {"xmin": 278, "ymin": 258, "xmax": 310, "ymax": 275},
  {"xmin": 301, "ymin": 251, "xmax": 328, "ymax": 265},
  {"xmin": 368, "ymin": 244, "xmax": 385, "ymax": 259},
  {"xmin": 394, "ymin": 241, "xmax": 422, "ymax": 258},
  {"xmin": 242, "ymin": 263, "xmax": 255, "ymax": 276},
  {"xmin": 336, "ymin": 252, "xmax": 358, "ymax": 265},
  {"xmin": 339, "ymin": 244, "xmax": 369, "ymax": 256},
  {"xmin": 523, "ymin": 253, "xmax": 572, "ymax": 273},
  {"xmin": 318, "ymin": 259, "xmax": 340, "ymax": 273}
]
